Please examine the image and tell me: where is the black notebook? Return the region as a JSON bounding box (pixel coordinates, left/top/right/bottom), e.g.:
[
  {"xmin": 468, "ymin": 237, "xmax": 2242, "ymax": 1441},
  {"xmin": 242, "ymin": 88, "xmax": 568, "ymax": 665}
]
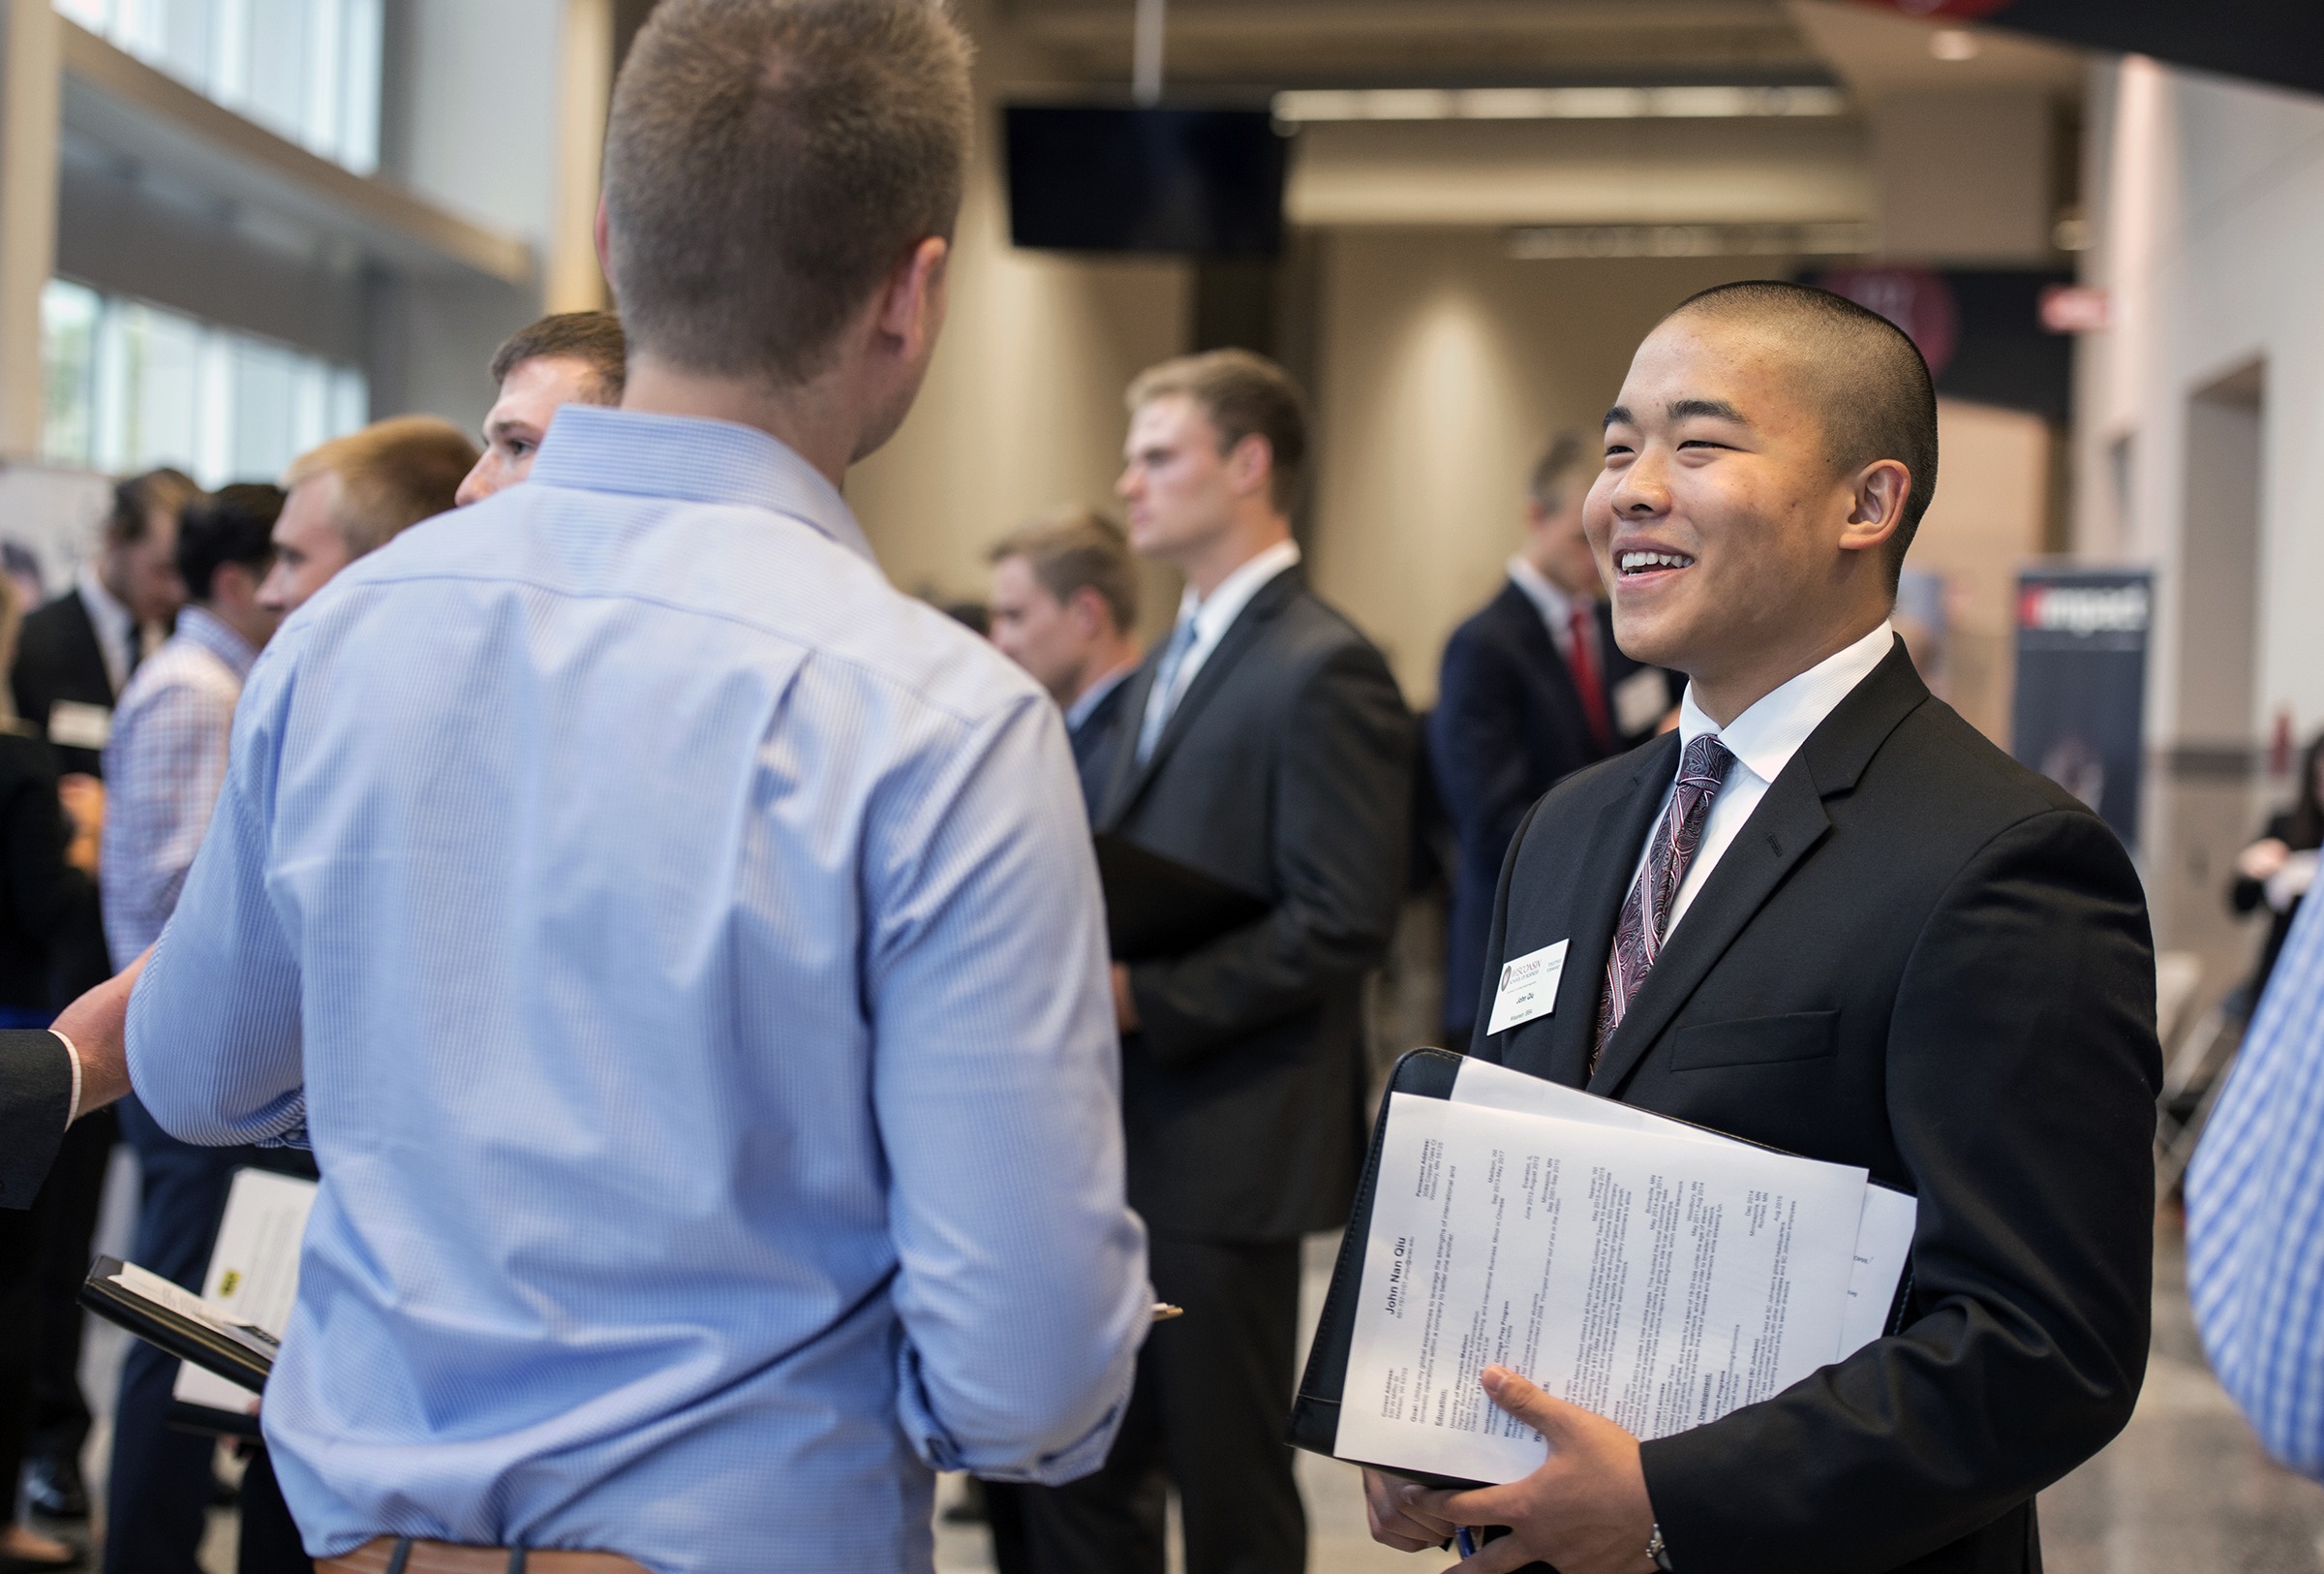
[
  {"xmin": 1095, "ymin": 833, "xmax": 1269, "ymax": 960},
  {"xmin": 1287, "ymin": 1047, "xmax": 1479, "ymax": 1486},
  {"xmin": 81, "ymin": 1254, "xmax": 278, "ymax": 1395}
]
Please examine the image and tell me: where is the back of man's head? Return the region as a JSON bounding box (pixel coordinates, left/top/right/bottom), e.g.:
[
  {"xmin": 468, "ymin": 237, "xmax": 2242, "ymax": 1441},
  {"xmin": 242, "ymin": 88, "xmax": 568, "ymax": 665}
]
[
  {"xmin": 285, "ymin": 417, "xmax": 480, "ymax": 558},
  {"xmin": 1126, "ymin": 349, "xmax": 1311, "ymax": 517},
  {"xmin": 106, "ymin": 468, "xmax": 201, "ymax": 547},
  {"xmin": 177, "ymin": 484, "xmax": 285, "ymax": 604},
  {"xmin": 490, "ymin": 311, "xmax": 628, "ymax": 403},
  {"xmin": 1665, "ymin": 281, "xmax": 1939, "ymax": 590},
  {"xmin": 987, "ymin": 509, "xmax": 1139, "ymax": 634},
  {"xmin": 600, "ymin": 0, "xmax": 973, "ymax": 387}
]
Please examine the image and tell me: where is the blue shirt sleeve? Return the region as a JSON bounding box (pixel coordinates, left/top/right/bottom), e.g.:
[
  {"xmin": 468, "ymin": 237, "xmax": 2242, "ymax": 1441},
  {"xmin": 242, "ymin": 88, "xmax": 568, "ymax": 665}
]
[
  {"xmin": 125, "ymin": 639, "xmax": 308, "ymax": 1146},
  {"xmin": 2189, "ymin": 892, "xmax": 2324, "ymax": 1476},
  {"xmin": 867, "ymin": 688, "xmax": 1148, "ymax": 1483}
]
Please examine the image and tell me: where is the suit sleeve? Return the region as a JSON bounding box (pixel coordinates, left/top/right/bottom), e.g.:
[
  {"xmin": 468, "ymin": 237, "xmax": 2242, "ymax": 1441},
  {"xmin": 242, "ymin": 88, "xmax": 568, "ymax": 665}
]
[
  {"xmin": 1639, "ymin": 808, "xmax": 2161, "ymax": 1571},
  {"xmin": 1127, "ymin": 643, "xmax": 1413, "ymax": 1065},
  {"xmin": 1430, "ymin": 623, "xmax": 1546, "ymax": 896},
  {"xmin": 0, "ymin": 1029, "xmax": 74, "ymax": 1209}
]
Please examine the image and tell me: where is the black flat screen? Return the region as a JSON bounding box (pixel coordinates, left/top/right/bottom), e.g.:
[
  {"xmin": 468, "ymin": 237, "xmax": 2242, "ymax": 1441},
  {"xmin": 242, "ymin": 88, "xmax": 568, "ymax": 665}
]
[{"xmin": 1004, "ymin": 106, "xmax": 1287, "ymax": 257}]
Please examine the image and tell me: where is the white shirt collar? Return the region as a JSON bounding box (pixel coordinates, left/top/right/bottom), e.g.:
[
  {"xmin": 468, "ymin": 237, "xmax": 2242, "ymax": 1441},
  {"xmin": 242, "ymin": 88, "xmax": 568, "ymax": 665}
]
[
  {"xmin": 1677, "ymin": 621, "xmax": 1896, "ymax": 788},
  {"xmin": 1506, "ymin": 555, "xmax": 1583, "ymax": 632},
  {"xmin": 76, "ymin": 563, "xmax": 134, "ymax": 695},
  {"xmin": 1177, "ymin": 538, "xmax": 1301, "ymax": 646}
]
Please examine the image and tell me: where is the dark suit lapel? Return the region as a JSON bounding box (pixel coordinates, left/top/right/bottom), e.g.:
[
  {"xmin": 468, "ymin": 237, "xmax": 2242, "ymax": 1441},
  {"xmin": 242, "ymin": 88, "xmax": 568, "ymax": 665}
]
[
  {"xmin": 1541, "ymin": 734, "xmax": 1680, "ymax": 1087},
  {"xmin": 1095, "ymin": 660, "xmax": 1162, "ymax": 830},
  {"xmin": 1102, "ymin": 566, "xmax": 1301, "ymax": 827},
  {"xmin": 1498, "ymin": 582, "xmax": 1596, "ymax": 762},
  {"xmin": 1586, "ymin": 637, "xmax": 1929, "ymax": 1096}
]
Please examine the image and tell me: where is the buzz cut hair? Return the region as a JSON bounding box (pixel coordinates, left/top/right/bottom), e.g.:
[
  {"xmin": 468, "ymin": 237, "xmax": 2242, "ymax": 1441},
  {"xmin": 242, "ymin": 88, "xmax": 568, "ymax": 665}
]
[
  {"xmin": 489, "ymin": 311, "xmax": 628, "ymax": 404},
  {"xmin": 1126, "ymin": 349, "xmax": 1312, "ymax": 517},
  {"xmin": 283, "ymin": 416, "xmax": 480, "ymax": 557},
  {"xmin": 600, "ymin": 0, "xmax": 974, "ymax": 386},
  {"xmin": 987, "ymin": 508, "xmax": 1139, "ymax": 633},
  {"xmin": 1667, "ymin": 280, "xmax": 1940, "ymax": 591}
]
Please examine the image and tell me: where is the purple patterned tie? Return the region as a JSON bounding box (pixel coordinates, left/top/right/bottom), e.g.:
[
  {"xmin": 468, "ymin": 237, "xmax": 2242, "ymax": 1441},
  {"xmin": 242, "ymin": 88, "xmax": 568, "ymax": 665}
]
[{"xmin": 1592, "ymin": 733, "xmax": 1736, "ymax": 1072}]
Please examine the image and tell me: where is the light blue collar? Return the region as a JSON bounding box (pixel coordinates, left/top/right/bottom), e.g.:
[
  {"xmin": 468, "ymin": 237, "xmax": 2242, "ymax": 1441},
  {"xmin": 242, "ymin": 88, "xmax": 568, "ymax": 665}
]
[{"xmin": 531, "ymin": 405, "xmax": 877, "ymax": 566}]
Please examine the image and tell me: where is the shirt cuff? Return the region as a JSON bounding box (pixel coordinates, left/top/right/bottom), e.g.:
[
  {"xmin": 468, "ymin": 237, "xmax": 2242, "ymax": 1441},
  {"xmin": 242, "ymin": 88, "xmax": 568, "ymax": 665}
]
[{"xmin": 52, "ymin": 1029, "xmax": 83, "ymax": 1125}]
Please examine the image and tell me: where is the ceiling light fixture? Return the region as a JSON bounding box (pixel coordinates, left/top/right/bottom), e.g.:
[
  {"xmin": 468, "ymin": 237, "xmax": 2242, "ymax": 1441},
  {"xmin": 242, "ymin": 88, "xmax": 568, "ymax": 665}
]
[
  {"xmin": 1270, "ymin": 84, "xmax": 1849, "ymax": 124},
  {"xmin": 1506, "ymin": 222, "xmax": 1874, "ymax": 261},
  {"xmin": 1930, "ymin": 29, "xmax": 1982, "ymax": 62}
]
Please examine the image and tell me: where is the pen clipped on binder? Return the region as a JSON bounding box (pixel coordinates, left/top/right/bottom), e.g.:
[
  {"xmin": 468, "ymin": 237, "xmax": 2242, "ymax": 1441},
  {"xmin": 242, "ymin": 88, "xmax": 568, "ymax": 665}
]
[{"xmin": 1152, "ymin": 1302, "xmax": 1183, "ymax": 1322}]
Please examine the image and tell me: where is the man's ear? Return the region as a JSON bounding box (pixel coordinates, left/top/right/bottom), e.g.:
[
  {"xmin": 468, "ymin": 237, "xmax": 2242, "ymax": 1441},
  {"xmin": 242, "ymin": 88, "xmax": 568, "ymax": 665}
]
[
  {"xmin": 1839, "ymin": 458, "xmax": 1911, "ymax": 557},
  {"xmin": 594, "ymin": 197, "xmax": 615, "ymax": 290},
  {"xmin": 1224, "ymin": 432, "xmax": 1275, "ymax": 505},
  {"xmin": 876, "ymin": 236, "xmax": 951, "ymax": 361},
  {"xmin": 1067, "ymin": 585, "xmax": 1109, "ymax": 639}
]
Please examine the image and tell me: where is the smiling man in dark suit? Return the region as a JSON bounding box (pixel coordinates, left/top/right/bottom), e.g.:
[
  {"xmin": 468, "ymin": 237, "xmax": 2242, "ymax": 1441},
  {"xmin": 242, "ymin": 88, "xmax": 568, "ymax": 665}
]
[
  {"xmin": 1366, "ymin": 282, "xmax": 2160, "ymax": 1574},
  {"xmin": 1024, "ymin": 350, "xmax": 1412, "ymax": 1574},
  {"xmin": 1431, "ymin": 433, "xmax": 1676, "ymax": 1044}
]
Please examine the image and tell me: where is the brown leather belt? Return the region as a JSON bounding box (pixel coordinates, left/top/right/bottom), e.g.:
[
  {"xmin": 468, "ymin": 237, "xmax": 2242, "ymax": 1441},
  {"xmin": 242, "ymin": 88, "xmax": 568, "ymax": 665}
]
[{"xmin": 315, "ymin": 1537, "xmax": 651, "ymax": 1574}]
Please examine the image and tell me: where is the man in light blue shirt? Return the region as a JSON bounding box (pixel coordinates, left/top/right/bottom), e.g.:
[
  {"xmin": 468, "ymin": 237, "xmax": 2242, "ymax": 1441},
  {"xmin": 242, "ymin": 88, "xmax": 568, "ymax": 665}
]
[{"xmin": 114, "ymin": 3, "xmax": 1149, "ymax": 1570}]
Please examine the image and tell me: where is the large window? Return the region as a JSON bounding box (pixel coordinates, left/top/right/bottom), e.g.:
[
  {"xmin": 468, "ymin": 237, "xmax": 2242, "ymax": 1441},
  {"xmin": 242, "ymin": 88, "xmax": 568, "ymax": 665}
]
[
  {"xmin": 54, "ymin": 0, "xmax": 382, "ymax": 173},
  {"xmin": 41, "ymin": 279, "xmax": 369, "ymax": 487}
]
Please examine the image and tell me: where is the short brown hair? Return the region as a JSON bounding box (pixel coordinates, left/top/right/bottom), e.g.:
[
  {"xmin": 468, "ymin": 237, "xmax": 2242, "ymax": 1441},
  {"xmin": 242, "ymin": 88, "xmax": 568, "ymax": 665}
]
[
  {"xmin": 601, "ymin": 0, "xmax": 973, "ymax": 385},
  {"xmin": 1668, "ymin": 280, "xmax": 1939, "ymax": 591},
  {"xmin": 489, "ymin": 311, "xmax": 627, "ymax": 403},
  {"xmin": 1527, "ymin": 433, "xmax": 1592, "ymax": 512},
  {"xmin": 106, "ymin": 468, "xmax": 202, "ymax": 546},
  {"xmin": 988, "ymin": 509, "xmax": 1139, "ymax": 633},
  {"xmin": 283, "ymin": 417, "xmax": 479, "ymax": 557},
  {"xmin": 1126, "ymin": 350, "xmax": 1310, "ymax": 515}
]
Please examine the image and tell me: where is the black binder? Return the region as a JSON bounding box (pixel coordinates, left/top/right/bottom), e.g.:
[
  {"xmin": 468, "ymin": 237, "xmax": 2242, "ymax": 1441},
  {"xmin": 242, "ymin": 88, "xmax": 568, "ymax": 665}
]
[
  {"xmin": 1095, "ymin": 833, "xmax": 1269, "ymax": 960},
  {"xmin": 1289, "ymin": 1048, "xmax": 1916, "ymax": 1488},
  {"xmin": 1288, "ymin": 1047, "xmax": 1483, "ymax": 1486},
  {"xmin": 80, "ymin": 1254, "xmax": 278, "ymax": 1394}
]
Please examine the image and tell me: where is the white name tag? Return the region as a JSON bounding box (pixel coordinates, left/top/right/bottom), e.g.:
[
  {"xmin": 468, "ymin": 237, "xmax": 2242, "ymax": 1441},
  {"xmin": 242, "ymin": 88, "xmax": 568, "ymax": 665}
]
[
  {"xmin": 47, "ymin": 699, "xmax": 111, "ymax": 751},
  {"xmin": 1485, "ymin": 939, "xmax": 1569, "ymax": 1035},
  {"xmin": 1613, "ymin": 668, "xmax": 1668, "ymax": 738}
]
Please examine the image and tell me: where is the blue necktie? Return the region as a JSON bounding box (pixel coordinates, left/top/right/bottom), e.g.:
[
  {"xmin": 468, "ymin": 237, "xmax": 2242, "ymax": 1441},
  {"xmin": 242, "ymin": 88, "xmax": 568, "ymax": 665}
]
[{"xmin": 1135, "ymin": 616, "xmax": 1200, "ymax": 766}]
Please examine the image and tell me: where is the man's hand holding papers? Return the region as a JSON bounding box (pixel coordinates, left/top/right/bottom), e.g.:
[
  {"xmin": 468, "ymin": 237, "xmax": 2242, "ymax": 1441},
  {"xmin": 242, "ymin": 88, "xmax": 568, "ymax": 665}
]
[{"xmin": 1364, "ymin": 1367, "xmax": 1655, "ymax": 1573}]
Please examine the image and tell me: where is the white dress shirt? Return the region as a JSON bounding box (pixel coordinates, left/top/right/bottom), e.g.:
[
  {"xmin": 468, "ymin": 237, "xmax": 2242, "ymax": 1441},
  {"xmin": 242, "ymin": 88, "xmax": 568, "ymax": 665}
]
[
  {"xmin": 1505, "ymin": 554, "xmax": 1595, "ymax": 667},
  {"xmin": 1634, "ymin": 621, "xmax": 1896, "ymax": 938},
  {"xmin": 1138, "ymin": 537, "xmax": 1300, "ymax": 744}
]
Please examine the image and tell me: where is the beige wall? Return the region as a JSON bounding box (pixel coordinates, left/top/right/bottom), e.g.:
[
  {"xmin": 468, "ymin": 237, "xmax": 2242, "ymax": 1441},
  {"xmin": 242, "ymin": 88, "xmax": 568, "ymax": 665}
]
[
  {"xmin": 845, "ymin": 4, "xmax": 1189, "ymax": 625},
  {"xmin": 1907, "ymin": 399, "xmax": 2053, "ymax": 744},
  {"xmin": 1304, "ymin": 231, "xmax": 1799, "ymax": 703}
]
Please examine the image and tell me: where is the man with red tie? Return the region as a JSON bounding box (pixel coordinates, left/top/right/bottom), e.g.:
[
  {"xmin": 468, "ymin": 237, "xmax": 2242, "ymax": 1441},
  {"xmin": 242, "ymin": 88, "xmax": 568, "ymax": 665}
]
[{"xmin": 1429, "ymin": 434, "xmax": 1676, "ymax": 1045}]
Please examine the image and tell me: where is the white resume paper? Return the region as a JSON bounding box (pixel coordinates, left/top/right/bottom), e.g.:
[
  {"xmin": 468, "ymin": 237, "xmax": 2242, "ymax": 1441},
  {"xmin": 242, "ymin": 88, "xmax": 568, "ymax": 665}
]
[
  {"xmin": 1337, "ymin": 1093, "xmax": 1869, "ymax": 1484},
  {"xmin": 172, "ymin": 1169, "xmax": 319, "ymax": 1413}
]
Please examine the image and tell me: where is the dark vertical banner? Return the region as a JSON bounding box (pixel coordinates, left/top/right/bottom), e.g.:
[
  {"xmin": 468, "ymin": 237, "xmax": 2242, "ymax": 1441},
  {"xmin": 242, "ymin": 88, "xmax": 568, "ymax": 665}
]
[{"xmin": 2011, "ymin": 569, "xmax": 2153, "ymax": 849}]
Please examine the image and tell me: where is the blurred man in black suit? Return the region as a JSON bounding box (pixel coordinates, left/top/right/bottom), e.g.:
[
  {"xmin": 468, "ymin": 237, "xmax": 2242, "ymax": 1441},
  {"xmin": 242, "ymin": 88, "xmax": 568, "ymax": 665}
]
[
  {"xmin": 1430, "ymin": 434, "xmax": 1676, "ymax": 1044},
  {"xmin": 1366, "ymin": 282, "xmax": 2158, "ymax": 1574},
  {"xmin": 1023, "ymin": 352, "xmax": 1411, "ymax": 1574},
  {"xmin": 988, "ymin": 509, "xmax": 1145, "ymax": 816},
  {"xmin": 13, "ymin": 469, "xmax": 195, "ymax": 778},
  {"xmin": 7, "ymin": 467, "xmax": 196, "ymax": 1522}
]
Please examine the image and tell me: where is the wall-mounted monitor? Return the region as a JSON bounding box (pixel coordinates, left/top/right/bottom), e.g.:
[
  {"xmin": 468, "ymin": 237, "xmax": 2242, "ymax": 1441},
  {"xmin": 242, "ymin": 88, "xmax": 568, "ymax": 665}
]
[{"xmin": 1003, "ymin": 105, "xmax": 1288, "ymax": 258}]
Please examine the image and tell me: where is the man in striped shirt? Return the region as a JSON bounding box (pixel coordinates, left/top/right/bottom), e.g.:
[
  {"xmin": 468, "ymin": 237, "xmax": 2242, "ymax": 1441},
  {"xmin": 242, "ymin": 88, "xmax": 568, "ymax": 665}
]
[{"xmin": 2190, "ymin": 889, "xmax": 2324, "ymax": 1476}]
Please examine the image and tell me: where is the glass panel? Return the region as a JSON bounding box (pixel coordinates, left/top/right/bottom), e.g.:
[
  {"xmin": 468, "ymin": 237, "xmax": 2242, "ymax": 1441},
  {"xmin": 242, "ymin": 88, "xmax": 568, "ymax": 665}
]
[
  {"xmin": 242, "ymin": 0, "xmax": 309, "ymax": 146},
  {"xmin": 158, "ymin": 0, "xmax": 214, "ymax": 93},
  {"xmin": 39, "ymin": 281, "xmax": 102, "ymax": 470},
  {"xmin": 52, "ymin": 0, "xmax": 110, "ymax": 30},
  {"xmin": 125, "ymin": 303, "xmax": 204, "ymax": 475},
  {"xmin": 41, "ymin": 279, "xmax": 368, "ymax": 486},
  {"xmin": 339, "ymin": 0, "xmax": 382, "ymax": 174},
  {"xmin": 231, "ymin": 338, "xmax": 299, "ymax": 482}
]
